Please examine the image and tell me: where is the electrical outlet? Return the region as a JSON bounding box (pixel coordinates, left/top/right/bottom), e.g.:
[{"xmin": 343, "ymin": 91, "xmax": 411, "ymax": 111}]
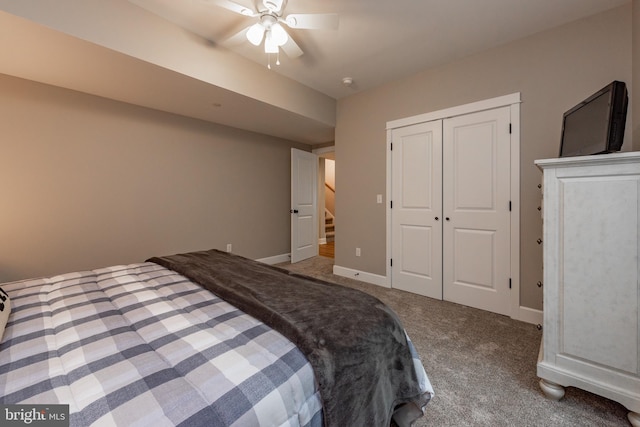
[
  {"xmin": 226, "ymin": 243, "xmax": 232, "ymax": 252},
  {"xmin": 355, "ymin": 247, "xmax": 361, "ymax": 257}
]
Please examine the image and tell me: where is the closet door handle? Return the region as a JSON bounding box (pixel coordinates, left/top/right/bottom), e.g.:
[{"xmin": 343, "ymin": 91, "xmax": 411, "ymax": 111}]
[
  {"xmin": 435, "ymin": 217, "xmax": 439, "ymax": 221},
  {"xmin": 445, "ymin": 217, "xmax": 450, "ymax": 221}
]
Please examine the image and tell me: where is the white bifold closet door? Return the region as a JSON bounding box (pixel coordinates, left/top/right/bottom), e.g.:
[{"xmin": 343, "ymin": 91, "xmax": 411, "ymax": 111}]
[
  {"xmin": 391, "ymin": 106, "xmax": 511, "ymax": 315},
  {"xmin": 391, "ymin": 120, "xmax": 443, "ymax": 299}
]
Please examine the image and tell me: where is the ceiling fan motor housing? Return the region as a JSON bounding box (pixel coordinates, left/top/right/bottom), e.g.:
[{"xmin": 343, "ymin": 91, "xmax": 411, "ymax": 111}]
[{"xmin": 260, "ymin": 14, "xmax": 277, "ymax": 29}]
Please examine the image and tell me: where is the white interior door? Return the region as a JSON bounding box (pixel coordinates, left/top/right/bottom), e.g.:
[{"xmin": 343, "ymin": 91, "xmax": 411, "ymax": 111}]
[
  {"xmin": 391, "ymin": 121, "xmax": 443, "ymax": 299},
  {"xmin": 442, "ymin": 107, "xmax": 511, "ymax": 315},
  {"xmin": 291, "ymin": 148, "xmax": 318, "ymax": 263}
]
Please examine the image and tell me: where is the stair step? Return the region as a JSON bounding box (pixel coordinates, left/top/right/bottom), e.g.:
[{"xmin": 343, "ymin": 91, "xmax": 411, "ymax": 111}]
[{"xmin": 325, "ymin": 213, "xmax": 335, "ymax": 240}]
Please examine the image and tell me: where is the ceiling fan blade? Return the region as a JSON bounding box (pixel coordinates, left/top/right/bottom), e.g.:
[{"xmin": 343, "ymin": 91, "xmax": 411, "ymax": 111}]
[
  {"xmin": 284, "ymin": 13, "xmax": 339, "ymax": 30},
  {"xmin": 204, "ymin": 0, "xmax": 258, "ymax": 17},
  {"xmin": 280, "ymin": 35, "xmax": 303, "ymax": 58},
  {"xmin": 221, "ymin": 26, "xmax": 251, "ymax": 46}
]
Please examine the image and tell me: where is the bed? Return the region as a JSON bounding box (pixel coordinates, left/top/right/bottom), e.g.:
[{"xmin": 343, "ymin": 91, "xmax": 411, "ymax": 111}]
[{"xmin": 0, "ymin": 249, "xmax": 433, "ymax": 426}]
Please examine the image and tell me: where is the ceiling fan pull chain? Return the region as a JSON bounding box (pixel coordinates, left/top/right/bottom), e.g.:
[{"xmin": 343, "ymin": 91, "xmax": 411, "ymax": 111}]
[
  {"xmin": 276, "ymin": 50, "xmax": 281, "ymax": 66},
  {"xmin": 267, "ymin": 53, "xmax": 272, "ymax": 69}
]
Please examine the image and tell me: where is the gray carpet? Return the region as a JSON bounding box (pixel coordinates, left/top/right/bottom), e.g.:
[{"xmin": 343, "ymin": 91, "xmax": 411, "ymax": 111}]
[{"xmin": 278, "ymin": 256, "xmax": 631, "ymax": 427}]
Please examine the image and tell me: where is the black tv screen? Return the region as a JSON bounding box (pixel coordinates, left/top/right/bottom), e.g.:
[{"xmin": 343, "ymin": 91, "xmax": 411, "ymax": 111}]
[{"xmin": 559, "ymin": 81, "xmax": 628, "ymax": 157}]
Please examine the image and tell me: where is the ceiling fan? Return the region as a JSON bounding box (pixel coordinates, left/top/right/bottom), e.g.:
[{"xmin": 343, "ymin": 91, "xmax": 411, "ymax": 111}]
[{"xmin": 207, "ymin": 0, "xmax": 339, "ymax": 67}]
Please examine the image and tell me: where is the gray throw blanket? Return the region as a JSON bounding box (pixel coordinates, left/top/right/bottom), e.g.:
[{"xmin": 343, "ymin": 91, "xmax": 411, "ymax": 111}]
[{"xmin": 148, "ymin": 249, "xmax": 424, "ymax": 427}]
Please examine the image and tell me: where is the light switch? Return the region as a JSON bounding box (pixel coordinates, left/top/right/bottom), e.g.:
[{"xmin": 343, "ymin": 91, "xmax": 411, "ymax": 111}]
[{"xmin": 376, "ymin": 194, "xmax": 383, "ymax": 204}]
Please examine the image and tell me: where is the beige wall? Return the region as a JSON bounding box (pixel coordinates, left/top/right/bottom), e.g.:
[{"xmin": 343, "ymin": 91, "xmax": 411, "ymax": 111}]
[
  {"xmin": 335, "ymin": 5, "xmax": 632, "ymax": 310},
  {"xmin": 0, "ymin": 74, "xmax": 308, "ymax": 282}
]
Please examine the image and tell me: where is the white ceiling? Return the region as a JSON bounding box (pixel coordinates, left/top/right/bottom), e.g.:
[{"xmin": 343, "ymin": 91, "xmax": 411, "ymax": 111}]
[
  {"xmin": 129, "ymin": 0, "xmax": 629, "ymax": 99},
  {"xmin": 0, "ymin": 0, "xmax": 630, "ymax": 145}
]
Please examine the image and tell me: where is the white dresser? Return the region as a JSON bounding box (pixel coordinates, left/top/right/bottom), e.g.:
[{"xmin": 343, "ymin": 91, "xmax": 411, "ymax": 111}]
[{"xmin": 535, "ymin": 152, "xmax": 640, "ymax": 426}]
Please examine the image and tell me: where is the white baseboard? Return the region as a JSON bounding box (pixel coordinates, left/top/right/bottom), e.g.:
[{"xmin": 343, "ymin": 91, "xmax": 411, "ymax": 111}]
[
  {"xmin": 318, "ymin": 237, "xmax": 327, "ymax": 245},
  {"xmin": 256, "ymin": 253, "xmax": 290, "ymax": 265},
  {"xmin": 514, "ymin": 306, "xmax": 543, "ymax": 325},
  {"xmin": 332, "ymin": 265, "xmax": 390, "ymax": 288}
]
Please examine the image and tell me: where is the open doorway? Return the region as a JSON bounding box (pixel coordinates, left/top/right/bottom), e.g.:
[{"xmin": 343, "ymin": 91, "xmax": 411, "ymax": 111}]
[{"xmin": 315, "ymin": 147, "xmax": 335, "ymax": 259}]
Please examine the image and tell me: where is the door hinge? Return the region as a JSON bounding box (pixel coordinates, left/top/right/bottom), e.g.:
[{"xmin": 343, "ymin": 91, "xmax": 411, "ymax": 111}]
[
  {"xmin": 509, "ymin": 123, "xmax": 512, "ymax": 134},
  {"xmin": 509, "ymin": 278, "xmax": 512, "ymax": 289},
  {"xmin": 390, "ymin": 142, "xmax": 393, "ymax": 150},
  {"xmin": 390, "ymin": 258, "xmax": 393, "ymax": 267},
  {"xmin": 509, "ymin": 201, "xmax": 512, "ymax": 211},
  {"xmin": 390, "ymin": 200, "xmax": 393, "ymax": 209}
]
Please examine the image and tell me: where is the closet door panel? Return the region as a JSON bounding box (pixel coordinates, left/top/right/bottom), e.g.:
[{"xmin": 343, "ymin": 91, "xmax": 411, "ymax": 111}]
[
  {"xmin": 452, "ymin": 124, "xmax": 495, "ymax": 210},
  {"xmin": 452, "ymin": 228, "xmax": 495, "ymax": 288},
  {"xmin": 443, "ymin": 107, "xmax": 511, "ymax": 315},
  {"xmin": 391, "ymin": 121, "xmax": 443, "ymax": 299}
]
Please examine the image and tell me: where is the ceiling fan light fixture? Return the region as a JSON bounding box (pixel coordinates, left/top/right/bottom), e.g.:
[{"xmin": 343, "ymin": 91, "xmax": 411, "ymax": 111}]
[
  {"xmin": 264, "ymin": 31, "xmax": 279, "ymax": 53},
  {"xmin": 246, "ymin": 23, "xmax": 265, "ymax": 46},
  {"xmin": 270, "ymin": 23, "xmax": 289, "ymax": 46}
]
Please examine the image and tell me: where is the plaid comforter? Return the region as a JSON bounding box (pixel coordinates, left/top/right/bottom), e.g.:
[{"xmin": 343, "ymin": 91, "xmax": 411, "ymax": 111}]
[{"xmin": 0, "ymin": 262, "xmax": 323, "ymax": 426}]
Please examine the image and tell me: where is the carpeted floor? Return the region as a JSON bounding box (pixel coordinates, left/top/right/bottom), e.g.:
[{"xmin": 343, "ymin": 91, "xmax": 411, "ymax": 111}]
[{"xmin": 277, "ymin": 256, "xmax": 631, "ymax": 427}]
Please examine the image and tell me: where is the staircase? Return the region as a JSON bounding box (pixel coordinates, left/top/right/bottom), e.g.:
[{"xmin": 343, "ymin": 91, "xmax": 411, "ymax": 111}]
[{"xmin": 325, "ymin": 211, "xmax": 335, "ymax": 242}]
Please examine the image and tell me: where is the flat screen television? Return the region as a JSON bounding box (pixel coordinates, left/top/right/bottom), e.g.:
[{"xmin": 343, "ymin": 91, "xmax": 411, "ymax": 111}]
[{"xmin": 559, "ymin": 80, "xmax": 628, "ymax": 157}]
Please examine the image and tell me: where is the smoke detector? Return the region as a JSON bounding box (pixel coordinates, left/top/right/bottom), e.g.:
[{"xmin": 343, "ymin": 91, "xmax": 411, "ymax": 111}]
[{"xmin": 342, "ymin": 77, "xmax": 353, "ymax": 87}]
